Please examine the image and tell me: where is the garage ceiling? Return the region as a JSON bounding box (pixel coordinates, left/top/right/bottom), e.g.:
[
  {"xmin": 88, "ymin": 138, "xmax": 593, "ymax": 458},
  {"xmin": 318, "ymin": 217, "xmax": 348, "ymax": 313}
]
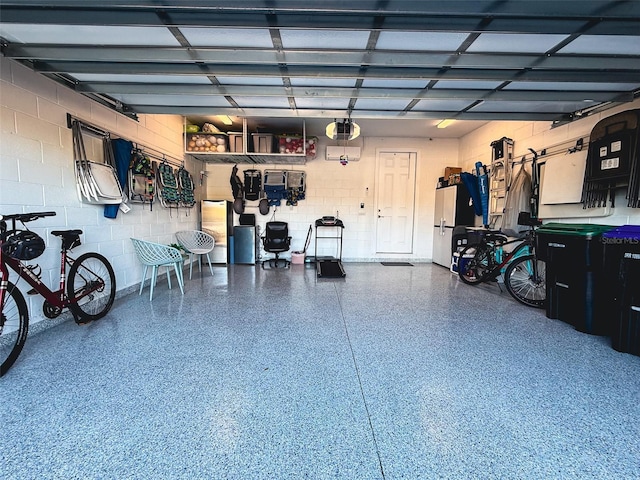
[{"xmin": 1, "ymin": 1, "xmax": 640, "ymax": 137}]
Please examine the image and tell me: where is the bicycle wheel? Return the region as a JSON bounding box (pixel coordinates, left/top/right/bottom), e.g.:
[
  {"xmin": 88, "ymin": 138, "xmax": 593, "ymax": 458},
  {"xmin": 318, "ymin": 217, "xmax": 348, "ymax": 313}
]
[
  {"xmin": 1, "ymin": 281, "xmax": 29, "ymax": 376},
  {"xmin": 458, "ymin": 243, "xmax": 493, "ymax": 285},
  {"xmin": 504, "ymin": 254, "xmax": 546, "ymax": 308},
  {"xmin": 67, "ymin": 252, "xmax": 116, "ymax": 322}
]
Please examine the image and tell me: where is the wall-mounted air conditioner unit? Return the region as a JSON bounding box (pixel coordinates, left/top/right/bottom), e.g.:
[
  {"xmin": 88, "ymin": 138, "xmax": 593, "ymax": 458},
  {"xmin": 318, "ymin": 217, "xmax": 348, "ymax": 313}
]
[{"xmin": 325, "ymin": 146, "xmax": 361, "ymax": 161}]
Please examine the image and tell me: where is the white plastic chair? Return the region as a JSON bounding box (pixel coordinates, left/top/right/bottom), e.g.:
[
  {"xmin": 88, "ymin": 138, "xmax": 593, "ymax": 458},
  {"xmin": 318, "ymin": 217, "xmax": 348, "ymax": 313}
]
[
  {"xmin": 131, "ymin": 238, "xmax": 185, "ymax": 300},
  {"xmin": 175, "ymin": 230, "xmax": 215, "ymax": 279}
]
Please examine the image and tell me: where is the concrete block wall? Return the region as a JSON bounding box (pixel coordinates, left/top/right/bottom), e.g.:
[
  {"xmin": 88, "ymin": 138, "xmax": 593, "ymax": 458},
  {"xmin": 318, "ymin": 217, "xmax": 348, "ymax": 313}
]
[
  {"xmin": 458, "ymin": 98, "xmax": 640, "ymax": 227},
  {"xmin": 0, "ymin": 58, "xmax": 203, "ymax": 325}
]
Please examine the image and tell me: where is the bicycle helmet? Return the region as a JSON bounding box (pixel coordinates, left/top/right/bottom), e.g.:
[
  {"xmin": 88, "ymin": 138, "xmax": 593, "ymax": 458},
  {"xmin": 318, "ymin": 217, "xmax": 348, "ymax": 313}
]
[{"xmin": 1, "ymin": 230, "xmax": 46, "ymax": 260}]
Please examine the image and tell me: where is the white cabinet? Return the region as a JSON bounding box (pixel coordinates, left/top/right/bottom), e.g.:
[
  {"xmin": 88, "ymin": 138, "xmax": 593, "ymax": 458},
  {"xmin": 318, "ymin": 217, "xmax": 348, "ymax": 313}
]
[{"xmin": 432, "ymin": 184, "xmax": 475, "ymax": 268}]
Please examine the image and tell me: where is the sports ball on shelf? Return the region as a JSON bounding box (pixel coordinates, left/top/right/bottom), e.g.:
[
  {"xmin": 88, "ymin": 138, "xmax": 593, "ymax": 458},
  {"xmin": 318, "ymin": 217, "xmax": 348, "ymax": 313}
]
[{"xmin": 277, "ymin": 135, "xmax": 317, "ymax": 158}]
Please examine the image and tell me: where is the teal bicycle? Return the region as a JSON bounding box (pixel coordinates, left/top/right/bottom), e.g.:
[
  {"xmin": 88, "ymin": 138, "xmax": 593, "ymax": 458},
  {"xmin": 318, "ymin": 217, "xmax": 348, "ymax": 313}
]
[{"xmin": 458, "ymin": 213, "xmax": 546, "ymax": 308}]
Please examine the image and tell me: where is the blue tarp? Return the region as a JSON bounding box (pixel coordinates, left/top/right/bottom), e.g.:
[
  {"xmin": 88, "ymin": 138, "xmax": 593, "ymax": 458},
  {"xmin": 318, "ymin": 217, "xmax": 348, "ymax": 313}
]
[
  {"xmin": 460, "ymin": 172, "xmax": 482, "ymax": 216},
  {"xmin": 475, "ymin": 161, "xmax": 489, "ymax": 227},
  {"xmin": 104, "ymin": 139, "xmax": 132, "ymax": 219}
]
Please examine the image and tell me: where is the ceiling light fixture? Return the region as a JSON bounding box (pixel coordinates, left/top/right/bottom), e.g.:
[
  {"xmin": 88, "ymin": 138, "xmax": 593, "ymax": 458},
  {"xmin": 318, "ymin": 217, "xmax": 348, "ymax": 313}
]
[
  {"xmin": 326, "ymin": 119, "xmax": 361, "ymax": 141},
  {"xmin": 218, "ymin": 115, "xmax": 233, "ymax": 126},
  {"xmin": 436, "ymin": 119, "xmax": 456, "ymax": 129}
]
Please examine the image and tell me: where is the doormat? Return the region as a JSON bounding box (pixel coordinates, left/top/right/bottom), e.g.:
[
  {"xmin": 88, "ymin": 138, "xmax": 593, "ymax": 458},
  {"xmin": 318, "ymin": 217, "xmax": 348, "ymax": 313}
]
[{"xmin": 381, "ymin": 262, "xmax": 413, "ymax": 266}]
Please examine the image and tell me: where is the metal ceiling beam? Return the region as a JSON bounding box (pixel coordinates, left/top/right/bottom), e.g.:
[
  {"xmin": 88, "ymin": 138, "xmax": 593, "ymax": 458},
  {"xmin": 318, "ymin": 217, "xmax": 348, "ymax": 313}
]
[
  {"xmin": 6, "ymin": 45, "xmax": 640, "ymax": 71},
  {"xmin": 2, "ymin": 0, "xmax": 639, "ymax": 18},
  {"xmin": 1, "ymin": 4, "xmax": 639, "ymax": 34},
  {"xmin": 130, "ymin": 104, "xmax": 569, "ymax": 121},
  {"xmin": 74, "ymin": 82, "xmax": 634, "ymax": 103},
  {"xmin": 31, "ymin": 61, "xmax": 640, "ymax": 83}
]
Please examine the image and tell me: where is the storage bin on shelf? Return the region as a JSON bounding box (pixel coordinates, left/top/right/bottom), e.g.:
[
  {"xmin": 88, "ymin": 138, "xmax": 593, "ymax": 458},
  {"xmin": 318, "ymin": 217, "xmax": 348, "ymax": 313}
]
[
  {"xmin": 228, "ymin": 132, "xmax": 244, "ymax": 153},
  {"xmin": 251, "ymin": 133, "xmax": 275, "ymax": 153},
  {"xmin": 186, "ymin": 132, "xmax": 228, "ymax": 153},
  {"xmin": 277, "ymin": 134, "xmax": 317, "ymax": 159}
]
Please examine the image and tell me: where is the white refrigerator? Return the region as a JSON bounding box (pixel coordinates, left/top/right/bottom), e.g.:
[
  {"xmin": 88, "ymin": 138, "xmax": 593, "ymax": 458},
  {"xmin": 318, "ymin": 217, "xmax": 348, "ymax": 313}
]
[{"xmin": 432, "ymin": 184, "xmax": 475, "ymax": 268}]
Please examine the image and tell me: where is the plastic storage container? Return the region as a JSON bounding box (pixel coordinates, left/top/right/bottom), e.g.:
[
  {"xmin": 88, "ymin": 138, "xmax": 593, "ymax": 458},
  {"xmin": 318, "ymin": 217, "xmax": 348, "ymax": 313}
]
[
  {"xmin": 228, "ymin": 132, "xmax": 244, "ymax": 153},
  {"xmin": 252, "ymin": 133, "xmax": 274, "ymax": 153},
  {"xmin": 186, "ymin": 133, "xmax": 227, "ymax": 153},
  {"xmin": 602, "ymin": 225, "xmax": 640, "ymax": 356},
  {"xmin": 276, "ymin": 134, "xmax": 317, "ymax": 158},
  {"xmin": 537, "ymin": 223, "xmax": 613, "ymax": 334},
  {"xmin": 452, "ymin": 226, "xmax": 469, "ymax": 253}
]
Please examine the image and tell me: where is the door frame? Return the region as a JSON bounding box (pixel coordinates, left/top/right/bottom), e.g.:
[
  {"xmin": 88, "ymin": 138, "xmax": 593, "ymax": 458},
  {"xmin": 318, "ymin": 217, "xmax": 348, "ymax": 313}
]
[{"xmin": 374, "ymin": 148, "xmax": 419, "ymax": 255}]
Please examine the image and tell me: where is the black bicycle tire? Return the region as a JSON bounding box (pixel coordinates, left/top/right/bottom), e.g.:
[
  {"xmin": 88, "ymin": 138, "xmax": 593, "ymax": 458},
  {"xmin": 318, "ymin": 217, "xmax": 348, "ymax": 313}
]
[
  {"xmin": 504, "ymin": 254, "xmax": 546, "ymax": 308},
  {"xmin": 67, "ymin": 252, "xmax": 116, "ymax": 322},
  {"xmin": 1, "ymin": 280, "xmax": 29, "ymax": 377},
  {"xmin": 458, "ymin": 243, "xmax": 493, "ymax": 285}
]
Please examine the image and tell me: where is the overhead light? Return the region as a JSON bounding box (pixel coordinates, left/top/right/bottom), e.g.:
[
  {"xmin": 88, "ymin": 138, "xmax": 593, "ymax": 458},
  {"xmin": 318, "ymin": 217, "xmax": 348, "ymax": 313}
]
[
  {"xmin": 437, "ymin": 119, "xmax": 456, "ymax": 129},
  {"xmin": 326, "ymin": 119, "xmax": 361, "ymax": 140},
  {"xmin": 218, "ymin": 115, "xmax": 233, "ymax": 126}
]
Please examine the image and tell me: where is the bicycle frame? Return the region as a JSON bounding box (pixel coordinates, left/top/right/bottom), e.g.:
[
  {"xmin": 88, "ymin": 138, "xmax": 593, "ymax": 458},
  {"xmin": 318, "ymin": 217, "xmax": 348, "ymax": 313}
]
[
  {"xmin": 479, "ymin": 234, "xmax": 536, "ymax": 280},
  {"xmin": 496, "ymin": 239, "xmax": 534, "ymax": 272},
  {"xmin": 0, "ymin": 247, "xmax": 74, "ymax": 311}
]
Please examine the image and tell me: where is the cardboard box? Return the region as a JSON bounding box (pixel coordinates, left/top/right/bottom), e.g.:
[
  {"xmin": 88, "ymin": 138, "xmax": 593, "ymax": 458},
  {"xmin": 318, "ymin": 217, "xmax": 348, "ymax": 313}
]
[{"xmin": 444, "ymin": 167, "xmax": 462, "ymax": 178}]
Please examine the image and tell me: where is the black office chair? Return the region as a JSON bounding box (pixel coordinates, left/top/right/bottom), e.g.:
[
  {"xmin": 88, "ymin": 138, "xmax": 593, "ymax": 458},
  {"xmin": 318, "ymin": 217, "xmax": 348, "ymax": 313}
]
[{"xmin": 261, "ymin": 221, "xmax": 291, "ymax": 269}]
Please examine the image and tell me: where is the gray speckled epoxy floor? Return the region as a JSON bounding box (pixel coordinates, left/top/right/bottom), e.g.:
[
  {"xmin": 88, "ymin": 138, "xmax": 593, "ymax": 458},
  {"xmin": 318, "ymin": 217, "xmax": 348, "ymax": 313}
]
[{"xmin": 1, "ymin": 263, "xmax": 639, "ymax": 480}]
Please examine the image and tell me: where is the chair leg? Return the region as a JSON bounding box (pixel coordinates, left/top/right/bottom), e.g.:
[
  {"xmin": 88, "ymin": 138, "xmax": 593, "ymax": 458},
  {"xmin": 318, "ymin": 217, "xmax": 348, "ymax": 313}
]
[
  {"xmin": 174, "ymin": 262, "xmax": 185, "ymax": 294},
  {"xmin": 165, "ymin": 265, "xmax": 173, "ymax": 290},
  {"xmin": 176, "ymin": 260, "xmax": 184, "ymax": 286},
  {"xmin": 189, "ymin": 253, "xmax": 194, "ymax": 280},
  {"xmin": 206, "ymin": 253, "xmax": 214, "ymax": 276},
  {"xmin": 198, "ymin": 254, "xmax": 202, "ymax": 274},
  {"xmin": 150, "ymin": 266, "xmax": 158, "ymax": 301},
  {"xmin": 139, "ymin": 265, "xmax": 149, "ymax": 296}
]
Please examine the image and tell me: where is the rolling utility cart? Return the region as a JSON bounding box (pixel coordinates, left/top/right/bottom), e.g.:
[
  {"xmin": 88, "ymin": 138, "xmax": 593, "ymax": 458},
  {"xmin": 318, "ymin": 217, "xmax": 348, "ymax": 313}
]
[{"xmin": 315, "ymin": 217, "xmax": 346, "ymax": 278}]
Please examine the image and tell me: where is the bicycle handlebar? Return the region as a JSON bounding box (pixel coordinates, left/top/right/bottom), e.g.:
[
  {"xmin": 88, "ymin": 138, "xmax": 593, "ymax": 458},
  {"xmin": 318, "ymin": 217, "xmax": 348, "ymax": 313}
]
[{"xmin": 0, "ymin": 211, "xmax": 57, "ymax": 223}]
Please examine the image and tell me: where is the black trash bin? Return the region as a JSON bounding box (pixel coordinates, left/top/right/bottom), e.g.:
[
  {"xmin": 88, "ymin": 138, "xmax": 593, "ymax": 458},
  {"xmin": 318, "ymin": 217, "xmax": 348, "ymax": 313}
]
[
  {"xmin": 603, "ymin": 225, "xmax": 640, "ymax": 356},
  {"xmin": 537, "ymin": 223, "xmax": 613, "ymax": 335}
]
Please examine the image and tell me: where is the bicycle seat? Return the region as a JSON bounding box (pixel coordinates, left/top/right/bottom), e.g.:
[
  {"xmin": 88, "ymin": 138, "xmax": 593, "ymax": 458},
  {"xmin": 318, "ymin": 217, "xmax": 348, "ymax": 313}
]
[
  {"xmin": 51, "ymin": 229, "xmax": 83, "ymax": 237},
  {"xmin": 485, "ymin": 232, "xmax": 509, "ymax": 243},
  {"xmin": 51, "ymin": 230, "xmax": 83, "ymax": 250}
]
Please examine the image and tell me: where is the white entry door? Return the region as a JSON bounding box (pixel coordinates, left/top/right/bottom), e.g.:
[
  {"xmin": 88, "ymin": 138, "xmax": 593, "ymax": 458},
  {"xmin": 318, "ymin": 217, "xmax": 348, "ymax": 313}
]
[{"xmin": 376, "ymin": 151, "xmax": 417, "ymax": 253}]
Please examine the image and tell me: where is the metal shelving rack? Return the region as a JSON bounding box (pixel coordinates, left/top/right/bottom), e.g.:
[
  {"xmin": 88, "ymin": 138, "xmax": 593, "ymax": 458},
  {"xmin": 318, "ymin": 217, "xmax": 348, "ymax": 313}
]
[{"xmin": 185, "ymin": 118, "xmax": 308, "ymax": 164}]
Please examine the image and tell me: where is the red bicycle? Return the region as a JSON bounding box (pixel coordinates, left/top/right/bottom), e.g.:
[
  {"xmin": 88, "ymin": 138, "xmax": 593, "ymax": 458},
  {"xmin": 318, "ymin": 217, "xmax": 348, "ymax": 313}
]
[{"xmin": 1, "ymin": 211, "xmax": 116, "ymax": 376}]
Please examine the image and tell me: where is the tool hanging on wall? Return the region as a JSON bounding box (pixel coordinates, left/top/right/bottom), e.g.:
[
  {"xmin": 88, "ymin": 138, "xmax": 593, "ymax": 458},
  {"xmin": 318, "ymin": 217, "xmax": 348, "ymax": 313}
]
[
  {"xmin": 528, "ymin": 148, "xmax": 540, "ymax": 219},
  {"xmin": 488, "ymin": 137, "xmax": 514, "ymax": 229},
  {"xmin": 581, "ymin": 109, "xmax": 640, "ymax": 209}
]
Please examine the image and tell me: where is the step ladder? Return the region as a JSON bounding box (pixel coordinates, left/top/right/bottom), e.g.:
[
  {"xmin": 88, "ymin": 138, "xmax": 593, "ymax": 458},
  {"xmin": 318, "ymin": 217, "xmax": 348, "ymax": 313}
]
[{"xmin": 489, "ymin": 137, "xmax": 514, "ymax": 229}]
